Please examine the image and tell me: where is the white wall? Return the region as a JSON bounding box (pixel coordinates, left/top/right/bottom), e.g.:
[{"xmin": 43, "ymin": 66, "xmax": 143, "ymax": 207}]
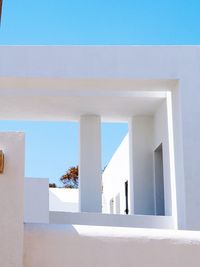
[
  {"xmin": 0, "ymin": 132, "xmax": 24, "ymax": 267},
  {"xmin": 24, "ymin": 177, "xmax": 49, "ymax": 223},
  {"xmin": 25, "ymin": 180, "xmax": 79, "ymax": 221},
  {"xmin": 171, "ymin": 87, "xmax": 185, "ymax": 229},
  {"xmin": 129, "ymin": 116, "xmax": 155, "ymax": 215},
  {"xmin": 24, "ymin": 224, "xmax": 200, "ymax": 267},
  {"xmin": 1, "ymin": 45, "xmax": 200, "ymax": 229},
  {"xmin": 79, "ymin": 115, "xmax": 102, "ymax": 212},
  {"xmin": 103, "ymin": 117, "xmax": 155, "ymax": 216},
  {"xmin": 103, "ymin": 103, "xmax": 175, "ymax": 219},
  {"xmin": 50, "ymin": 211, "xmax": 174, "ymax": 229},
  {"xmin": 103, "ymin": 114, "xmax": 170, "ymax": 217},
  {"xmin": 102, "ymin": 134, "xmax": 129, "ymax": 214},
  {"xmin": 154, "ymin": 100, "xmax": 172, "ymax": 216},
  {"xmin": 49, "ymin": 188, "xmax": 79, "ymax": 212}
]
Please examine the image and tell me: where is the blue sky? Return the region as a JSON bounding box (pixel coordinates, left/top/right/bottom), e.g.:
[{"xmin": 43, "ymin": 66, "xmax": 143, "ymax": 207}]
[
  {"xmin": 0, "ymin": 121, "xmax": 128, "ymax": 185},
  {"xmin": 0, "ymin": 0, "xmax": 200, "ymax": 44},
  {"xmin": 0, "ymin": 0, "xmax": 199, "ymax": 184}
]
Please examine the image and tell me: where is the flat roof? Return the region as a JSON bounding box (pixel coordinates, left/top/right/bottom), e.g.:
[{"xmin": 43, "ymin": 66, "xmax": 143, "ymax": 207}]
[{"xmin": 0, "ymin": 45, "xmax": 197, "ymax": 121}]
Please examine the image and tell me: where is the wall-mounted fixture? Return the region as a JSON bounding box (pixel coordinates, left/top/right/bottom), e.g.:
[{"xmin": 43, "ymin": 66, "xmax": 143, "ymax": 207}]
[{"xmin": 0, "ymin": 150, "xmax": 4, "ymax": 174}]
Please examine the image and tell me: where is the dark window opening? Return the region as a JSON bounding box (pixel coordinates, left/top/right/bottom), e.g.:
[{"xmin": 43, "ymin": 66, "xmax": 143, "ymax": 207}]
[
  {"xmin": 154, "ymin": 144, "xmax": 165, "ymax": 215},
  {"xmin": 125, "ymin": 180, "xmax": 129, "ymax": 214}
]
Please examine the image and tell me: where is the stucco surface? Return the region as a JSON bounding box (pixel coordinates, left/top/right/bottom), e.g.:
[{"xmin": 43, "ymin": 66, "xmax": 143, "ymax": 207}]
[
  {"xmin": 79, "ymin": 115, "xmax": 102, "ymax": 212},
  {"xmin": 24, "ymin": 177, "xmax": 49, "ymax": 223},
  {"xmin": 0, "ymin": 132, "xmax": 24, "ymax": 267},
  {"xmin": 49, "ymin": 211, "xmax": 174, "ymax": 229},
  {"xmin": 1, "ymin": 45, "xmax": 200, "ymax": 229},
  {"xmin": 49, "ymin": 188, "xmax": 79, "ymax": 212},
  {"xmin": 102, "ymin": 134, "xmax": 130, "ymax": 214},
  {"xmin": 24, "ymin": 224, "xmax": 200, "ymax": 267}
]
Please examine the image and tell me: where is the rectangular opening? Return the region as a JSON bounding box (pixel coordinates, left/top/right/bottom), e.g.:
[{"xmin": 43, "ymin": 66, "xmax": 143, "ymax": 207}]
[
  {"xmin": 154, "ymin": 143, "xmax": 165, "ymax": 215},
  {"xmin": 125, "ymin": 180, "xmax": 129, "ymax": 214}
]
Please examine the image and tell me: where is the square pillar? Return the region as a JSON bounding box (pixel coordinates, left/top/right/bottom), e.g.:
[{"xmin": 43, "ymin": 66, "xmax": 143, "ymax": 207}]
[
  {"xmin": 129, "ymin": 116, "xmax": 154, "ymax": 215},
  {"xmin": 79, "ymin": 115, "xmax": 102, "ymax": 212}
]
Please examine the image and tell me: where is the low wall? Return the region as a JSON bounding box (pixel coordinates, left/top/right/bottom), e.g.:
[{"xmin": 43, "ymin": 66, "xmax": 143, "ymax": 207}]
[
  {"xmin": 24, "ymin": 223, "xmax": 200, "ymax": 267},
  {"xmin": 50, "ymin": 211, "xmax": 174, "ymax": 229},
  {"xmin": 24, "ymin": 177, "xmax": 49, "ymax": 223},
  {"xmin": 49, "ymin": 188, "xmax": 79, "ymax": 212}
]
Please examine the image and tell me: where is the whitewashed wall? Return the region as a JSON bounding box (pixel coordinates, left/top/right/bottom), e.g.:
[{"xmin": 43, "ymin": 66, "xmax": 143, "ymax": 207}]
[
  {"xmin": 102, "ymin": 135, "xmax": 129, "ymax": 214},
  {"xmin": 24, "ymin": 224, "xmax": 200, "ymax": 267},
  {"xmin": 153, "ymin": 100, "xmax": 172, "ymax": 215},
  {"xmin": 103, "ymin": 110, "xmax": 171, "ymax": 217},
  {"xmin": 25, "ymin": 180, "xmax": 79, "ymax": 222},
  {"xmin": 24, "ymin": 177, "xmax": 49, "ymax": 223},
  {"xmin": 0, "ymin": 132, "xmax": 24, "ymax": 267},
  {"xmin": 49, "ymin": 188, "xmax": 79, "ymax": 212},
  {"xmin": 129, "ymin": 116, "xmax": 155, "ymax": 215},
  {"xmin": 102, "ymin": 120, "xmax": 156, "ymax": 216},
  {"xmin": 50, "ymin": 212, "xmax": 174, "ymax": 229},
  {"xmin": 1, "ymin": 46, "xmax": 200, "ymax": 229}
]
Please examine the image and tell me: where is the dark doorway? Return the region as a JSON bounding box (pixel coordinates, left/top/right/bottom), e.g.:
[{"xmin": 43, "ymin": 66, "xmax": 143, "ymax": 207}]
[
  {"xmin": 125, "ymin": 180, "xmax": 129, "ymax": 214},
  {"xmin": 154, "ymin": 144, "xmax": 165, "ymax": 215}
]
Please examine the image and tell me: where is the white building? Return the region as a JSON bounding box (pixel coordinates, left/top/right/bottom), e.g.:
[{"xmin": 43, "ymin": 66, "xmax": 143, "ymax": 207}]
[
  {"xmin": 102, "ymin": 96, "xmax": 173, "ymax": 217},
  {"xmin": 1, "ymin": 46, "xmax": 200, "ymax": 266}
]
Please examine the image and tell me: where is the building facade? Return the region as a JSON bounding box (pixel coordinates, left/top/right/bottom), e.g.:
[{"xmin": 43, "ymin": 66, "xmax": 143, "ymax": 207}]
[{"xmin": 0, "ymin": 46, "xmax": 200, "ymax": 266}]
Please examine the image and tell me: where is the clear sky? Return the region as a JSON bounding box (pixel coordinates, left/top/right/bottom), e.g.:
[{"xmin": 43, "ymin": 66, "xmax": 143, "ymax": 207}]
[
  {"xmin": 1, "ymin": 0, "xmax": 200, "ymax": 44},
  {"xmin": 0, "ymin": 0, "xmax": 199, "ymax": 184},
  {"xmin": 0, "ymin": 121, "xmax": 128, "ymax": 185}
]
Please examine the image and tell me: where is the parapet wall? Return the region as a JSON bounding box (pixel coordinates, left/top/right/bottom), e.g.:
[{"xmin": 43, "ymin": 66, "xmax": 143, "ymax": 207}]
[
  {"xmin": 24, "ymin": 223, "xmax": 200, "ymax": 267},
  {"xmin": 50, "ymin": 211, "xmax": 175, "ymax": 229}
]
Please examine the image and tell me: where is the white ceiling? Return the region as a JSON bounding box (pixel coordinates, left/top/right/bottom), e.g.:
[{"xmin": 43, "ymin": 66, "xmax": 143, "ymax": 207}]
[{"xmin": 0, "ymin": 78, "xmax": 172, "ymax": 121}]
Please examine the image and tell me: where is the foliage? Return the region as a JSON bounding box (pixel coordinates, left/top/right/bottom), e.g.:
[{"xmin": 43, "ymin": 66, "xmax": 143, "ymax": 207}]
[
  {"xmin": 49, "ymin": 183, "xmax": 57, "ymax": 188},
  {"xmin": 60, "ymin": 165, "xmax": 79, "ymax": 189}
]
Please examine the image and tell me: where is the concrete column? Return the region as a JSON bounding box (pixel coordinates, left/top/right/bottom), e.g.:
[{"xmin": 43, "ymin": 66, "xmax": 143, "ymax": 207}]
[
  {"xmin": 79, "ymin": 115, "xmax": 102, "ymax": 212},
  {"xmin": 0, "ymin": 132, "xmax": 24, "ymax": 267},
  {"xmin": 129, "ymin": 116, "xmax": 154, "ymax": 215}
]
